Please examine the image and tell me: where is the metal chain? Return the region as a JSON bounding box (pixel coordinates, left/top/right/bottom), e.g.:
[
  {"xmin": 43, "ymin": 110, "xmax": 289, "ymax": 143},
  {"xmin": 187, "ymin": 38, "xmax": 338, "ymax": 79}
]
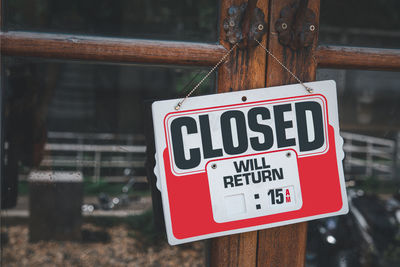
[
  {"xmin": 174, "ymin": 39, "xmax": 313, "ymax": 111},
  {"xmin": 175, "ymin": 42, "xmax": 239, "ymax": 110},
  {"xmin": 254, "ymin": 38, "xmax": 314, "ymax": 94}
]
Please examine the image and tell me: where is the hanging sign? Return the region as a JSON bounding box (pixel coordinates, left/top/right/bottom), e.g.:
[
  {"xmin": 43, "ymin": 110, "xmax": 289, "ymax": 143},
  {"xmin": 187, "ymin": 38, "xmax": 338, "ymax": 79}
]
[{"xmin": 152, "ymin": 80, "xmax": 348, "ymax": 245}]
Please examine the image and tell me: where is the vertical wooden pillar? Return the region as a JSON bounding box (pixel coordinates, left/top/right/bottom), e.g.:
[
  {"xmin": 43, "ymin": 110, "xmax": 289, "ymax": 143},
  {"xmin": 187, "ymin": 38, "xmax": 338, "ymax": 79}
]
[
  {"xmin": 257, "ymin": 0, "xmax": 320, "ymax": 265},
  {"xmin": 209, "ymin": 0, "xmax": 268, "ymax": 265},
  {"xmin": 210, "ymin": 0, "xmax": 320, "ymax": 266}
]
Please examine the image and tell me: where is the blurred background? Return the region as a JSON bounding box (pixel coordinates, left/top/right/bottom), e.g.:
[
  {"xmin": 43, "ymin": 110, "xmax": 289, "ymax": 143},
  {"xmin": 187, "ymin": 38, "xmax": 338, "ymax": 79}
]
[{"xmin": 1, "ymin": 0, "xmax": 399, "ymax": 266}]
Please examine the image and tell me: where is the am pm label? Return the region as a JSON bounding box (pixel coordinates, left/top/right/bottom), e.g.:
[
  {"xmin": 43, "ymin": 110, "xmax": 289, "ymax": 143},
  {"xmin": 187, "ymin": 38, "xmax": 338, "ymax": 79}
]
[
  {"xmin": 206, "ymin": 150, "xmax": 302, "ymax": 223},
  {"xmin": 152, "ymin": 80, "xmax": 348, "ymax": 245}
]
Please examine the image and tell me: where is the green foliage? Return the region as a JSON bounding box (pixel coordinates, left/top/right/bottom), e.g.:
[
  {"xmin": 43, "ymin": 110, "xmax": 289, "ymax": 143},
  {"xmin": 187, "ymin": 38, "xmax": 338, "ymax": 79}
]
[
  {"xmin": 83, "ymin": 178, "xmax": 109, "ymax": 195},
  {"xmin": 125, "ymin": 210, "xmax": 165, "ymax": 247},
  {"xmin": 383, "ymin": 232, "xmax": 400, "ymax": 266},
  {"xmin": 82, "ymin": 177, "xmax": 149, "ymax": 196},
  {"xmin": 17, "ymin": 181, "xmax": 29, "ymax": 195},
  {"xmin": 358, "ymin": 177, "xmax": 399, "ymax": 195},
  {"xmin": 362, "ymin": 176, "xmax": 380, "ymax": 191},
  {"xmin": 174, "ymin": 69, "xmax": 215, "ymax": 96},
  {"xmin": 18, "ymin": 179, "xmax": 150, "ymax": 197}
]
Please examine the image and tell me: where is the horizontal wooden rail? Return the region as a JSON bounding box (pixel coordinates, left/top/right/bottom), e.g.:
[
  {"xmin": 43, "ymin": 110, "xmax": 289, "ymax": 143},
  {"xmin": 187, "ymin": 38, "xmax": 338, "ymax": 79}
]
[
  {"xmin": 0, "ymin": 31, "xmax": 227, "ymax": 66},
  {"xmin": 316, "ymin": 45, "xmax": 400, "ymax": 71},
  {"xmin": 2, "ymin": 31, "xmax": 400, "ymax": 70}
]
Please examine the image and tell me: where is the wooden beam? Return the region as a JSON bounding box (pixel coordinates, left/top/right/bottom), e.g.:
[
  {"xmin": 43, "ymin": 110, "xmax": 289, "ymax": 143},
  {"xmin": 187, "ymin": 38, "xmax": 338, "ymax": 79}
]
[
  {"xmin": 3, "ymin": 31, "xmax": 400, "ymax": 70},
  {"xmin": 0, "ymin": 31, "xmax": 227, "ymax": 66},
  {"xmin": 209, "ymin": 0, "xmax": 269, "ymax": 266},
  {"xmin": 316, "ymin": 45, "xmax": 400, "ymax": 71}
]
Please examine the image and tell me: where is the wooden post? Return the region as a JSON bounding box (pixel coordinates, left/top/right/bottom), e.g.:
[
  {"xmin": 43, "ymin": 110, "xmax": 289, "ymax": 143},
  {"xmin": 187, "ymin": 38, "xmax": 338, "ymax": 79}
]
[
  {"xmin": 210, "ymin": 0, "xmax": 320, "ymax": 266},
  {"xmin": 28, "ymin": 172, "xmax": 83, "ymax": 242},
  {"xmin": 209, "ymin": 1, "xmax": 268, "ymax": 265}
]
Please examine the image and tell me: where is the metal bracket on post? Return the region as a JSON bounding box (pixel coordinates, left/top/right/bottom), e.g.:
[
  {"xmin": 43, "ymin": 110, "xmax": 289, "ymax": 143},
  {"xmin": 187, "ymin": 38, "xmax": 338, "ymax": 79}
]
[
  {"xmin": 223, "ymin": 0, "xmax": 267, "ymax": 49},
  {"xmin": 275, "ymin": 0, "xmax": 317, "ymax": 50}
]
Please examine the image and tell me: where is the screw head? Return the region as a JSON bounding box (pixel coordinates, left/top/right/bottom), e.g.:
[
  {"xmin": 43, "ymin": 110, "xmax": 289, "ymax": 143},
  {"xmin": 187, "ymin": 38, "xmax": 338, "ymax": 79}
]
[
  {"xmin": 257, "ymin": 24, "xmax": 264, "ymax": 31},
  {"xmin": 281, "ymin": 23, "xmax": 288, "ymax": 30},
  {"xmin": 286, "ymin": 152, "xmax": 291, "ymax": 158},
  {"xmin": 211, "ymin": 163, "xmax": 217, "ymax": 169},
  {"xmin": 310, "ymin": 25, "xmax": 315, "ymax": 31},
  {"xmin": 223, "ymin": 22, "xmax": 229, "ymax": 30}
]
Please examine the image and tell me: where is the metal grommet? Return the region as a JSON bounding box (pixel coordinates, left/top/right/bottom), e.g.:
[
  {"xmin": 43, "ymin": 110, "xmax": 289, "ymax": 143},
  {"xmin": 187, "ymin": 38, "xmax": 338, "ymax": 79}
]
[
  {"xmin": 257, "ymin": 24, "xmax": 264, "ymax": 31},
  {"xmin": 286, "ymin": 152, "xmax": 291, "ymax": 158},
  {"xmin": 309, "ymin": 25, "xmax": 315, "ymax": 31},
  {"xmin": 242, "ymin": 96, "xmax": 247, "ymax": 102},
  {"xmin": 229, "ymin": 20, "xmax": 235, "ymax": 27},
  {"xmin": 211, "ymin": 163, "xmax": 217, "ymax": 169},
  {"xmin": 281, "ymin": 23, "xmax": 288, "ymax": 30}
]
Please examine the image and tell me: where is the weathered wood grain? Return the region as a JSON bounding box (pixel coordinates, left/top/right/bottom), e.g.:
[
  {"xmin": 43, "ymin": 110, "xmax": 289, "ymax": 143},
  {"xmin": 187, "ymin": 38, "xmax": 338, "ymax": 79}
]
[
  {"xmin": 209, "ymin": 0, "xmax": 269, "ymax": 266},
  {"xmin": 2, "ymin": 32, "xmax": 400, "ymax": 70},
  {"xmin": 316, "ymin": 45, "xmax": 400, "ymax": 71},
  {"xmin": 0, "ymin": 31, "xmax": 226, "ymax": 66},
  {"xmin": 256, "ymin": 0, "xmax": 320, "ymax": 265}
]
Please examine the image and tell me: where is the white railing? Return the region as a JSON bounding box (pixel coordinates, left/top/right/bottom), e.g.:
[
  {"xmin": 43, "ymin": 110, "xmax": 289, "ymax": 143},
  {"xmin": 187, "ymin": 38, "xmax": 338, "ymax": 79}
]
[
  {"xmin": 19, "ymin": 131, "xmax": 399, "ymax": 183},
  {"xmin": 35, "ymin": 132, "xmax": 147, "ymax": 183},
  {"xmin": 341, "ymin": 132, "xmax": 397, "ymax": 180}
]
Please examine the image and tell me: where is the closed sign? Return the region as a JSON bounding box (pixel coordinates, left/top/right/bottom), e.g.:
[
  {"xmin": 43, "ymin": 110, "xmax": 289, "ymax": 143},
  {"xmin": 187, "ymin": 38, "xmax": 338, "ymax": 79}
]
[{"xmin": 152, "ymin": 80, "xmax": 348, "ymax": 245}]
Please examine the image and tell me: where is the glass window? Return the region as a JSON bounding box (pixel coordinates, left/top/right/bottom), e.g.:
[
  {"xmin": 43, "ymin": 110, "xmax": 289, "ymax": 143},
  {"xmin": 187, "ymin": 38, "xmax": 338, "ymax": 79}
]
[
  {"xmin": 1, "ymin": 57, "xmax": 214, "ymax": 265},
  {"xmin": 4, "ymin": 0, "xmax": 218, "ymax": 42},
  {"xmin": 319, "ymin": 0, "xmax": 400, "ymax": 48},
  {"xmin": 306, "ymin": 68, "xmax": 400, "ymax": 267}
]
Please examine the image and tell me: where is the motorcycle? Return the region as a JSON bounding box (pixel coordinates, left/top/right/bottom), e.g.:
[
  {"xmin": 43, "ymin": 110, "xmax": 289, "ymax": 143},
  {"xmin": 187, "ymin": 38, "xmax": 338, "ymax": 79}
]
[
  {"xmin": 81, "ymin": 169, "xmax": 137, "ymax": 212},
  {"xmin": 306, "ymin": 188, "xmax": 399, "ymax": 267}
]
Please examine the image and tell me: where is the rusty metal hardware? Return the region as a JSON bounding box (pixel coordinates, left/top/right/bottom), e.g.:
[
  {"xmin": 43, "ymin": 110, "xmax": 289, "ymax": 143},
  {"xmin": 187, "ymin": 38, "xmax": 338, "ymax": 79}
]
[
  {"xmin": 275, "ymin": 0, "xmax": 317, "ymax": 50},
  {"xmin": 223, "ymin": 0, "xmax": 266, "ymax": 49}
]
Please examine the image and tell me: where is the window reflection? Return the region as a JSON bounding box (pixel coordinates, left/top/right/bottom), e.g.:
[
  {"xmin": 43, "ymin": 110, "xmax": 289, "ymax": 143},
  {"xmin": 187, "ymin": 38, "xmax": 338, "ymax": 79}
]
[
  {"xmin": 319, "ymin": 0, "xmax": 400, "ymax": 48},
  {"xmin": 5, "ymin": 0, "xmax": 218, "ymax": 42},
  {"xmin": 1, "ymin": 57, "xmax": 213, "ymax": 265},
  {"xmin": 306, "ymin": 69, "xmax": 400, "ymax": 267}
]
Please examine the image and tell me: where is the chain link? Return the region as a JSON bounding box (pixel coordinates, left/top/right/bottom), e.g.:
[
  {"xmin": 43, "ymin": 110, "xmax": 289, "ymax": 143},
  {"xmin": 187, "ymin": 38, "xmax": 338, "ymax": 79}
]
[
  {"xmin": 174, "ymin": 39, "xmax": 313, "ymax": 111},
  {"xmin": 254, "ymin": 38, "xmax": 313, "ymax": 94},
  {"xmin": 175, "ymin": 43, "xmax": 239, "ymax": 110}
]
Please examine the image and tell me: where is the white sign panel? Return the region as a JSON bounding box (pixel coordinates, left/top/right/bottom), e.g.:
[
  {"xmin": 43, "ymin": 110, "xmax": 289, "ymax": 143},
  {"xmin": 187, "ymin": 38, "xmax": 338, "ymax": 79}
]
[{"xmin": 206, "ymin": 149, "xmax": 302, "ymax": 223}]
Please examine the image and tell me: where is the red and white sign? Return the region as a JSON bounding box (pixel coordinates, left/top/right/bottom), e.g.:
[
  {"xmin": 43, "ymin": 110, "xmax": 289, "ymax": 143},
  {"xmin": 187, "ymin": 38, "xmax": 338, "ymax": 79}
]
[{"xmin": 152, "ymin": 80, "xmax": 348, "ymax": 245}]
